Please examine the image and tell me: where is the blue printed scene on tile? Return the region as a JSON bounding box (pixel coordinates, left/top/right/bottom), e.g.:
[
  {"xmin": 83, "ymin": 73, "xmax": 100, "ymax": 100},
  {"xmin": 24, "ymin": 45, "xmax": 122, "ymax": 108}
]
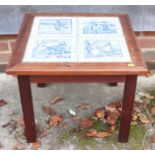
[
  {"xmin": 31, "ymin": 39, "xmax": 72, "ymax": 59},
  {"xmin": 83, "ymin": 40, "xmax": 122, "ymax": 58},
  {"xmin": 38, "ymin": 19, "xmax": 72, "ymax": 34},
  {"xmin": 83, "ymin": 20, "xmax": 117, "ymax": 34}
]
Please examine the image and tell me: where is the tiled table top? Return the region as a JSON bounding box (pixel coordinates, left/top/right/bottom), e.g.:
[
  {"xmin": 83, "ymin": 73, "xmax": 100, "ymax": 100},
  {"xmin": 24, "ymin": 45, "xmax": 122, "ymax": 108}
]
[
  {"xmin": 23, "ymin": 16, "xmax": 131, "ymax": 63},
  {"xmin": 6, "ymin": 13, "xmax": 147, "ymax": 76}
]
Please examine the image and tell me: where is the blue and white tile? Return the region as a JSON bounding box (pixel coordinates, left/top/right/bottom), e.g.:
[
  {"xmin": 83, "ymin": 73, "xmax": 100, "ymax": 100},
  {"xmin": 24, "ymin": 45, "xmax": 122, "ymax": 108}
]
[
  {"xmin": 37, "ymin": 18, "xmax": 72, "ymax": 34},
  {"xmin": 78, "ymin": 38, "xmax": 131, "ymax": 62},
  {"xmin": 23, "ymin": 37, "xmax": 77, "ymax": 62},
  {"xmin": 30, "ymin": 17, "xmax": 77, "ymax": 36},
  {"xmin": 78, "ymin": 17, "xmax": 121, "ymax": 36}
]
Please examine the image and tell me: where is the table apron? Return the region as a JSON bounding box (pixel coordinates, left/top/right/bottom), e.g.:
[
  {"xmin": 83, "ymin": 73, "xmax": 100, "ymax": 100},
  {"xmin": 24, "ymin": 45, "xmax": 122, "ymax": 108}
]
[{"xmin": 30, "ymin": 75, "xmax": 126, "ymax": 83}]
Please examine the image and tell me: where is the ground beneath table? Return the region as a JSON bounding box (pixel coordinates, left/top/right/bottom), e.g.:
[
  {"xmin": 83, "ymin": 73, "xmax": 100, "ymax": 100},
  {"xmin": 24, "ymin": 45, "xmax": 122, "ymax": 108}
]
[{"xmin": 0, "ymin": 73, "xmax": 155, "ymax": 150}]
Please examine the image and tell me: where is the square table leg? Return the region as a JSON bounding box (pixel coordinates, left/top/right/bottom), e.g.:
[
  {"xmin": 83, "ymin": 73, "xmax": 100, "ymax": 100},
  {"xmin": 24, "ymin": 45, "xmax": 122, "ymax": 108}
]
[
  {"xmin": 108, "ymin": 83, "xmax": 118, "ymax": 86},
  {"xmin": 37, "ymin": 83, "xmax": 47, "ymax": 87},
  {"xmin": 18, "ymin": 76, "xmax": 36, "ymax": 143},
  {"xmin": 119, "ymin": 75, "xmax": 137, "ymax": 142}
]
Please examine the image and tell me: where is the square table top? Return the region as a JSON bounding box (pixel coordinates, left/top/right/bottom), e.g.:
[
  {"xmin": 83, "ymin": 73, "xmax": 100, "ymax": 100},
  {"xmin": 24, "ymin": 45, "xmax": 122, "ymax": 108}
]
[{"xmin": 6, "ymin": 13, "xmax": 148, "ymax": 76}]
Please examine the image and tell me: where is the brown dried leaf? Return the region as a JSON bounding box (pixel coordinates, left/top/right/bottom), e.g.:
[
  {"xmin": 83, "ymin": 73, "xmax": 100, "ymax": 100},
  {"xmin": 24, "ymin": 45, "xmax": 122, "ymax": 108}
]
[
  {"xmin": 72, "ymin": 116, "xmax": 81, "ymax": 121},
  {"xmin": 85, "ymin": 129, "xmax": 97, "ymax": 137},
  {"xmin": 8, "ymin": 111, "xmax": 17, "ymax": 117},
  {"xmin": 107, "ymin": 125, "xmax": 115, "ymax": 132},
  {"xmin": 151, "ymin": 106, "xmax": 155, "ymax": 115},
  {"xmin": 80, "ymin": 118, "xmax": 93, "ymax": 129},
  {"xmin": 91, "ymin": 116, "xmax": 98, "ymax": 121},
  {"xmin": 42, "ymin": 106, "xmax": 56, "ymax": 115},
  {"xmin": 11, "ymin": 143, "xmax": 25, "ymax": 150},
  {"xmin": 106, "ymin": 116, "xmax": 116, "ymax": 125},
  {"xmin": 2, "ymin": 120, "xmax": 17, "ymax": 132},
  {"xmin": 96, "ymin": 109, "xmax": 105, "ymax": 119},
  {"xmin": 2, "ymin": 122, "xmax": 10, "ymax": 128},
  {"xmin": 134, "ymin": 101, "xmax": 141, "ymax": 107},
  {"xmin": 139, "ymin": 116, "xmax": 151, "ymax": 124},
  {"xmin": 106, "ymin": 111, "xmax": 120, "ymax": 125},
  {"xmin": 131, "ymin": 121, "xmax": 138, "ymax": 126},
  {"xmin": 32, "ymin": 141, "xmax": 41, "ymax": 150},
  {"xmin": 107, "ymin": 101, "xmax": 122, "ymax": 109},
  {"xmin": 105, "ymin": 106, "xmax": 117, "ymax": 113},
  {"xmin": 146, "ymin": 70, "xmax": 155, "ymax": 77},
  {"xmin": 96, "ymin": 132, "xmax": 111, "ymax": 138},
  {"xmin": 50, "ymin": 96, "xmax": 63, "ymax": 105},
  {"xmin": 85, "ymin": 129, "xmax": 111, "ymax": 138},
  {"xmin": 18, "ymin": 117, "xmax": 25, "ymax": 126},
  {"xmin": 77, "ymin": 103, "xmax": 90, "ymax": 110},
  {"xmin": 49, "ymin": 115, "xmax": 63, "ymax": 126},
  {"xmin": 118, "ymin": 107, "xmax": 122, "ymax": 112},
  {"xmin": 133, "ymin": 107, "xmax": 141, "ymax": 113},
  {"xmin": 0, "ymin": 99, "xmax": 7, "ymax": 107},
  {"xmin": 151, "ymin": 135, "xmax": 155, "ymax": 143},
  {"xmin": 144, "ymin": 94, "xmax": 154, "ymax": 100},
  {"xmin": 63, "ymin": 124, "xmax": 69, "ymax": 129},
  {"xmin": 132, "ymin": 114, "xmax": 138, "ymax": 121},
  {"xmin": 134, "ymin": 101, "xmax": 147, "ymax": 108}
]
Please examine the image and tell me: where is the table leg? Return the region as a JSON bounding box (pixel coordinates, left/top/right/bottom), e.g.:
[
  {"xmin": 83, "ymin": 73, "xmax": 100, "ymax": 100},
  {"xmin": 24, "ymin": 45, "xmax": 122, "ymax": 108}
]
[
  {"xmin": 108, "ymin": 83, "xmax": 118, "ymax": 86},
  {"xmin": 18, "ymin": 76, "xmax": 36, "ymax": 143},
  {"xmin": 119, "ymin": 75, "xmax": 137, "ymax": 143},
  {"xmin": 37, "ymin": 83, "xmax": 46, "ymax": 87}
]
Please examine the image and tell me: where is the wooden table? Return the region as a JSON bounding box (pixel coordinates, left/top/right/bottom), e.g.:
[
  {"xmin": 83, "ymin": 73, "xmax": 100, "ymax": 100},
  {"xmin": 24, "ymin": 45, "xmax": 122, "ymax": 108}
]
[{"xmin": 6, "ymin": 13, "xmax": 148, "ymax": 143}]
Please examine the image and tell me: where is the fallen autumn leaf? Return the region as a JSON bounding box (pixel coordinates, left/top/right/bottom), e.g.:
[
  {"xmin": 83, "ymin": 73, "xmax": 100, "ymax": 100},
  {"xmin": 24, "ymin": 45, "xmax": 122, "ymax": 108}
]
[
  {"xmin": 107, "ymin": 125, "xmax": 116, "ymax": 132},
  {"xmin": 139, "ymin": 116, "xmax": 151, "ymax": 124},
  {"xmin": 105, "ymin": 106, "xmax": 117, "ymax": 113},
  {"xmin": 80, "ymin": 118, "xmax": 93, "ymax": 129},
  {"xmin": 151, "ymin": 135, "xmax": 155, "ymax": 143},
  {"xmin": 2, "ymin": 120, "xmax": 17, "ymax": 133},
  {"xmin": 107, "ymin": 101, "xmax": 122, "ymax": 109},
  {"xmin": 85, "ymin": 129, "xmax": 97, "ymax": 137},
  {"xmin": 49, "ymin": 114, "xmax": 63, "ymax": 126},
  {"xmin": 0, "ymin": 99, "xmax": 7, "ymax": 107},
  {"xmin": 151, "ymin": 106, "xmax": 155, "ymax": 115},
  {"xmin": 42, "ymin": 106, "xmax": 56, "ymax": 115},
  {"xmin": 50, "ymin": 96, "xmax": 64, "ymax": 105},
  {"xmin": 11, "ymin": 143, "xmax": 25, "ymax": 150},
  {"xmin": 144, "ymin": 93, "xmax": 154, "ymax": 100},
  {"xmin": 106, "ymin": 111, "xmax": 120, "ymax": 125},
  {"xmin": 131, "ymin": 121, "xmax": 138, "ymax": 126},
  {"xmin": 95, "ymin": 109, "xmax": 105, "ymax": 119},
  {"xmin": 85, "ymin": 129, "xmax": 111, "ymax": 138},
  {"xmin": 132, "ymin": 114, "xmax": 138, "ymax": 121},
  {"xmin": 96, "ymin": 131, "xmax": 112, "ymax": 138},
  {"xmin": 18, "ymin": 117, "xmax": 25, "ymax": 126},
  {"xmin": 32, "ymin": 141, "xmax": 41, "ymax": 150},
  {"xmin": 63, "ymin": 124, "xmax": 69, "ymax": 129},
  {"xmin": 77, "ymin": 104, "xmax": 90, "ymax": 110},
  {"xmin": 146, "ymin": 70, "xmax": 155, "ymax": 77}
]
